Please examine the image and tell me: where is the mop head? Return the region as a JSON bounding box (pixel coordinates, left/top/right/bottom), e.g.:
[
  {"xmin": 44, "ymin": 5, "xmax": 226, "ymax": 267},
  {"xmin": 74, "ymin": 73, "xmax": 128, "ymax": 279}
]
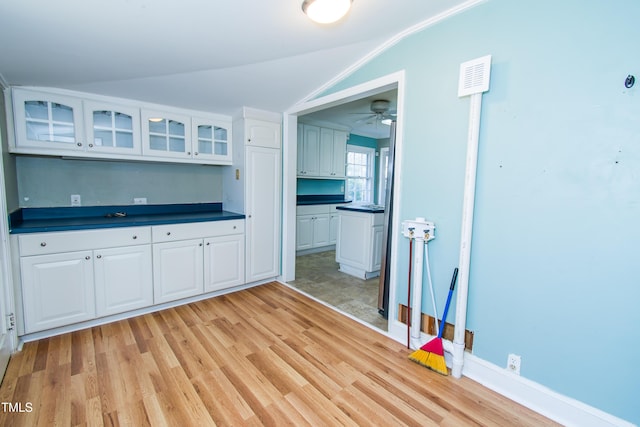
[{"xmin": 409, "ymin": 337, "xmax": 449, "ymax": 376}]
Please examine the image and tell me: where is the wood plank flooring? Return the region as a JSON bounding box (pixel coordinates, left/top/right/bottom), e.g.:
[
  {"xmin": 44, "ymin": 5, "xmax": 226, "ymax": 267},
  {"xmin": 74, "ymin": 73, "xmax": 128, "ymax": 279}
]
[{"xmin": 0, "ymin": 282, "xmax": 559, "ymax": 426}]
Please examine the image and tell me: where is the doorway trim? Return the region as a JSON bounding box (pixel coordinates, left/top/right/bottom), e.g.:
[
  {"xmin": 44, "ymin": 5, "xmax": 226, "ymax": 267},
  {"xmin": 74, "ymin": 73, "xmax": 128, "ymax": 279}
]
[{"xmin": 281, "ymin": 70, "xmax": 405, "ymax": 339}]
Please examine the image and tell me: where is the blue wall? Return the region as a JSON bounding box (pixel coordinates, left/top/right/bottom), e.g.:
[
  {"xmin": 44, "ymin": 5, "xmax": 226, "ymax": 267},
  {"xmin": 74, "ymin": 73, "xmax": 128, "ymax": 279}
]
[{"xmin": 322, "ymin": 0, "xmax": 640, "ymax": 423}]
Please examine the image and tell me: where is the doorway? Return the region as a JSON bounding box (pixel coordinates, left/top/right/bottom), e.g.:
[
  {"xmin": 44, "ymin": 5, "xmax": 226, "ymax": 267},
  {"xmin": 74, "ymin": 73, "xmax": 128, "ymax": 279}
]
[{"xmin": 282, "ymin": 72, "xmax": 405, "ymax": 335}]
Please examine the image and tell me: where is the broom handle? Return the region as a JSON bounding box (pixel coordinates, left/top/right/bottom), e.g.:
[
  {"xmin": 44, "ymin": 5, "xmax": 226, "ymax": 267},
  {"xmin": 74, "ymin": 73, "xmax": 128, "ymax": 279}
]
[{"xmin": 437, "ymin": 268, "xmax": 459, "ymax": 338}]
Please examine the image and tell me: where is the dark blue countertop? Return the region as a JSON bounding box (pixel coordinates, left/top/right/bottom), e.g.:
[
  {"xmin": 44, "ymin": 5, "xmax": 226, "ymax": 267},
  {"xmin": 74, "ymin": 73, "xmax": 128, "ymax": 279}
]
[
  {"xmin": 9, "ymin": 203, "xmax": 245, "ymax": 234},
  {"xmin": 336, "ymin": 204, "xmax": 385, "ymax": 214},
  {"xmin": 297, "ymin": 194, "xmax": 352, "ymax": 206}
]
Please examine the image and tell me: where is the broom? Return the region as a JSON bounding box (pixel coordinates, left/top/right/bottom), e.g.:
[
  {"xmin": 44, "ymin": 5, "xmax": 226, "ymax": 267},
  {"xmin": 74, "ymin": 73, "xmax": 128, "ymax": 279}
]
[{"xmin": 409, "ymin": 267, "xmax": 458, "ymax": 375}]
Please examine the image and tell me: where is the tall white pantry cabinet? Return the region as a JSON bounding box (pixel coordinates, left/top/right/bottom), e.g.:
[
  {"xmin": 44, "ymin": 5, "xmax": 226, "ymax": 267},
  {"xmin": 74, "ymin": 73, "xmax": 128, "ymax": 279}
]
[{"xmin": 224, "ymin": 109, "xmax": 281, "ymax": 283}]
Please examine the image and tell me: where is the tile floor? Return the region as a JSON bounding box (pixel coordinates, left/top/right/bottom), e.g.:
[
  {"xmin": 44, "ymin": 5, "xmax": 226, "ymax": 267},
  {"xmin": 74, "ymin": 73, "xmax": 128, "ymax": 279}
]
[{"xmin": 288, "ymin": 250, "xmax": 388, "ymax": 331}]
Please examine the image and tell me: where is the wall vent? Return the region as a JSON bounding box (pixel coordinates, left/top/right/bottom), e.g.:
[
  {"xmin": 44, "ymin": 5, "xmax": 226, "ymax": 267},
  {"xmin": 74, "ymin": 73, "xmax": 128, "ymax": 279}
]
[{"xmin": 458, "ymin": 55, "xmax": 492, "ymax": 97}]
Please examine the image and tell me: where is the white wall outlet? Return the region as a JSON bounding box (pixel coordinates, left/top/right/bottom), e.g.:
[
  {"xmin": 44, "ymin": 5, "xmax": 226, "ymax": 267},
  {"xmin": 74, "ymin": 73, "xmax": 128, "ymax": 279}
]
[
  {"xmin": 134, "ymin": 197, "xmax": 147, "ymax": 205},
  {"xmin": 70, "ymin": 194, "xmax": 81, "ymax": 207},
  {"xmin": 507, "ymin": 353, "xmax": 521, "ymax": 375}
]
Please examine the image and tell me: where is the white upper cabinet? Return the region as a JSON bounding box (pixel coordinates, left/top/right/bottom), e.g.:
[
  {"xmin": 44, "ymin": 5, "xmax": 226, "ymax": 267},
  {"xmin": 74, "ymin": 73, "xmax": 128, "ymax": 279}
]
[
  {"xmin": 297, "ymin": 123, "xmax": 347, "ymax": 179},
  {"xmin": 84, "ymin": 101, "xmax": 142, "ymax": 155},
  {"xmin": 192, "ymin": 117, "xmax": 232, "ymax": 163},
  {"xmin": 12, "ymin": 88, "xmax": 84, "ymax": 152},
  {"xmin": 141, "ymin": 109, "xmax": 192, "ymax": 159},
  {"xmin": 7, "ymin": 87, "xmax": 233, "ymax": 165}
]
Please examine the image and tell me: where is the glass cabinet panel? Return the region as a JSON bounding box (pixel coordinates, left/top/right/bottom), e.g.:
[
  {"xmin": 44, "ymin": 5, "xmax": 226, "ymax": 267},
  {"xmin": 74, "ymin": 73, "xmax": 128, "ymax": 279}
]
[
  {"xmin": 148, "ymin": 118, "xmax": 186, "ymax": 153},
  {"xmin": 84, "ymin": 101, "xmax": 141, "ymax": 155},
  {"xmin": 192, "ymin": 118, "xmax": 231, "ymax": 162},
  {"xmin": 91, "ymin": 110, "xmax": 134, "ymax": 148},
  {"xmin": 24, "ymin": 100, "xmax": 77, "ymax": 144}
]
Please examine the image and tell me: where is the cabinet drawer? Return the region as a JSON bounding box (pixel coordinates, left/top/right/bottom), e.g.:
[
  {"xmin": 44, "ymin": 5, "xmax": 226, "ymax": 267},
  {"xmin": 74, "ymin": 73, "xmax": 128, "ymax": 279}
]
[
  {"xmin": 152, "ymin": 219, "xmax": 244, "ymax": 243},
  {"xmin": 19, "ymin": 227, "xmax": 151, "ymax": 256}
]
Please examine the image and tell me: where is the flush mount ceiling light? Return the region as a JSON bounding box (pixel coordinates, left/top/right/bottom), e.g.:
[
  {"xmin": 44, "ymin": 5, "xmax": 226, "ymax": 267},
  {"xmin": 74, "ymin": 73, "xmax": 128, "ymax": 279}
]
[{"xmin": 302, "ymin": 0, "xmax": 353, "ymax": 24}]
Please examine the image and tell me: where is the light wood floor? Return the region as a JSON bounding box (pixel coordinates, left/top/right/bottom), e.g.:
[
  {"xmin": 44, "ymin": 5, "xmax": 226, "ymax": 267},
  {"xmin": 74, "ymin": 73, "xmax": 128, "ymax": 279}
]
[{"xmin": 0, "ymin": 282, "xmax": 558, "ymax": 426}]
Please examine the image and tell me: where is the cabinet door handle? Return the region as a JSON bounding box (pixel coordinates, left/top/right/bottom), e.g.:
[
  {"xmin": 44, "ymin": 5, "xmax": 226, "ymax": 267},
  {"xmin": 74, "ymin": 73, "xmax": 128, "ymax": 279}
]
[
  {"xmin": 194, "ymin": 152, "xmax": 199, "ymax": 156},
  {"xmin": 88, "ymin": 143, "xmax": 94, "ymax": 148},
  {"xmin": 96, "ymin": 254, "xmax": 102, "ymax": 259},
  {"xmin": 40, "ymin": 242, "xmax": 47, "ymax": 247},
  {"xmin": 77, "ymin": 142, "xmax": 82, "ymax": 147},
  {"xmin": 132, "ymin": 235, "xmax": 137, "ymax": 239},
  {"xmin": 166, "ymin": 232, "xmax": 171, "ymax": 236},
  {"xmin": 206, "ymin": 242, "xmax": 210, "ymax": 245},
  {"xmin": 199, "ymin": 243, "xmax": 203, "ymax": 246},
  {"xmin": 85, "ymin": 256, "xmax": 91, "ymax": 260},
  {"xmin": 187, "ymin": 152, "xmax": 191, "ymax": 155}
]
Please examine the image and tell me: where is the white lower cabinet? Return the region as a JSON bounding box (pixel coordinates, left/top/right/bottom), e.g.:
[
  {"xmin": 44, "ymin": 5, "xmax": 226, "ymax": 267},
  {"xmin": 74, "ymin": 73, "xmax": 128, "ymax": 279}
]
[
  {"xmin": 153, "ymin": 239, "xmax": 204, "ymax": 304},
  {"xmin": 151, "ymin": 219, "xmax": 245, "ymax": 304},
  {"xmin": 296, "ymin": 204, "xmax": 340, "ymax": 252},
  {"xmin": 17, "ymin": 226, "xmax": 151, "ymax": 333},
  {"xmin": 204, "ymin": 234, "xmax": 245, "ymax": 292},
  {"xmin": 20, "ymin": 250, "xmax": 95, "ymax": 333},
  {"xmin": 95, "ymin": 245, "xmax": 153, "ymax": 317},
  {"xmin": 336, "ymin": 210, "xmax": 385, "ymax": 279},
  {"xmin": 16, "ymin": 219, "xmax": 244, "ymax": 335}
]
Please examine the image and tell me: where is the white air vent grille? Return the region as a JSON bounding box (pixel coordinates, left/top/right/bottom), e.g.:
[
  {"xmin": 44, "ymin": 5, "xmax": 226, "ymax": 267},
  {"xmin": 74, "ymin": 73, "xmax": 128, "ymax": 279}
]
[{"xmin": 458, "ymin": 55, "xmax": 492, "ymax": 97}]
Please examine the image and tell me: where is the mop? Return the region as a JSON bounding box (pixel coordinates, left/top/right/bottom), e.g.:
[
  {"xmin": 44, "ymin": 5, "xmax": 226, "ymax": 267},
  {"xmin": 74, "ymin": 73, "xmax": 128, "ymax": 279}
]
[{"xmin": 409, "ymin": 268, "xmax": 458, "ymax": 375}]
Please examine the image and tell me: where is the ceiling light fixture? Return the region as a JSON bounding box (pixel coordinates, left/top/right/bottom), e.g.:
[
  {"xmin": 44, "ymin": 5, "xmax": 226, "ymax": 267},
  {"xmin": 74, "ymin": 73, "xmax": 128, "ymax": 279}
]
[{"xmin": 302, "ymin": 0, "xmax": 352, "ymax": 24}]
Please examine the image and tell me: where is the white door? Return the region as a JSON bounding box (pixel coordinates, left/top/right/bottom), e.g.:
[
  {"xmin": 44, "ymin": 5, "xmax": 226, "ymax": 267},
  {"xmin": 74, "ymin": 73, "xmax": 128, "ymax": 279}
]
[
  {"xmin": 296, "ymin": 215, "xmax": 314, "ymax": 251},
  {"xmin": 245, "ymin": 145, "xmax": 281, "ymax": 282},
  {"xmin": 20, "ymin": 251, "xmax": 95, "ymax": 333},
  {"xmin": 153, "ymin": 239, "xmax": 204, "ymax": 304},
  {"xmin": 94, "ymin": 245, "xmax": 153, "ymax": 317},
  {"xmin": 312, "ymin": 214, "xmax": 331, "ymax": 247},
  {"xmin": 204, "ymin": 235, "xmax": 245, "ymax": 292}
]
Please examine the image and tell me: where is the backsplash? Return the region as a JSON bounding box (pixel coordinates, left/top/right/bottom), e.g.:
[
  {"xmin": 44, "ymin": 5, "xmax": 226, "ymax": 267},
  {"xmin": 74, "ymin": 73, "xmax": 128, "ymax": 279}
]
[
  {"xmin": 297, "ymin": 178, "xmax": 345, "ymax": 196},
  {"xmin": 16, "ymin": 156, "xmax": 224, "ymax": 208}
]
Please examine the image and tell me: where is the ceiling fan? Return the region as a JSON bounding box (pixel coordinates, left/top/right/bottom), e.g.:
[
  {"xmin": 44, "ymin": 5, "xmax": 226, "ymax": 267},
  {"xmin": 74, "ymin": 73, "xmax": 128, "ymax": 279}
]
[{"xmin": 351, "ymin": 99, "xmax": 397, "ymax": 125}]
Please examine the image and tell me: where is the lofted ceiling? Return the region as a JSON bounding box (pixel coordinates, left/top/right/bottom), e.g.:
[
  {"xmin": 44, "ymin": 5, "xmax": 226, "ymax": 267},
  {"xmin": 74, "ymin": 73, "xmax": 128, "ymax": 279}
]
[{"xmin": 0, "ymin": 0, "xmax": 479, "ymax": 118}]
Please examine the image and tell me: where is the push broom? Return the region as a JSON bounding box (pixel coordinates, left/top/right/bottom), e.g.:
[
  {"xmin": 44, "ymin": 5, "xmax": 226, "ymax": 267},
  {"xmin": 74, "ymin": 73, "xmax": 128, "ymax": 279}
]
[{"xmin": 409, "ymin": 267, "xmax": 458, "ymax": 375}]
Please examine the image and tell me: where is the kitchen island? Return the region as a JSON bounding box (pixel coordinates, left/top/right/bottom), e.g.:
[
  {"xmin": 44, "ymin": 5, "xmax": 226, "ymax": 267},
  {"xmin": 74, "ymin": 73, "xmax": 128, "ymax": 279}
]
[{"xmin": 335, "ymin": 204, "xmax": 384, "ymax": 279}]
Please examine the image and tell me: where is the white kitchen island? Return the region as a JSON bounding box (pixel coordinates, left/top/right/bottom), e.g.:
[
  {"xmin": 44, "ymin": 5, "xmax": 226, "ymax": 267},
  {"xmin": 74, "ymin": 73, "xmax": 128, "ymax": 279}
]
[{"xmin": 335, "ymin": 204, "xmax": 385, "ymax": 279}]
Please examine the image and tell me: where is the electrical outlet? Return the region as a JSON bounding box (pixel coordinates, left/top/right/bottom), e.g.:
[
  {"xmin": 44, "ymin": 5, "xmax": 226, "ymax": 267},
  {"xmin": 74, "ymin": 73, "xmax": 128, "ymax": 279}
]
[
  {"xmin": 134, "ymin": 197, "xmax": 147, "ymax": 205},
  {"xmin": 507, "ymin": 353, "xmax": 521, "ymax": 375},
  {"xmin": 71, "ymin": 194, "xmax": 81, "ymax": 207}
]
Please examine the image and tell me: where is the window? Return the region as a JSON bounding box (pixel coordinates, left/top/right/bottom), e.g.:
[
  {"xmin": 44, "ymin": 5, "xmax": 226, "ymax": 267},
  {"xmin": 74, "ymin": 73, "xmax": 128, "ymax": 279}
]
[{"xmin": 346, "ymin": 145, "xmax": 375, "ymax": 203}]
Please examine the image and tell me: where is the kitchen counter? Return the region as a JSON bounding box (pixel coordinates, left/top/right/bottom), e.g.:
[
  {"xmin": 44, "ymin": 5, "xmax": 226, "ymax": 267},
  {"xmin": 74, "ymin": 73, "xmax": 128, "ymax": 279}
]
[
  {"xmin": 296, "ymin": 194, "xmax": 352, "ymax": 206},
  {"xmin": 9, "ymin": 203, "xmax": 245, "ymax": 234},
  {"xmin": 336, "ymin": 203, "xmax": 385, "ymax": 214}
]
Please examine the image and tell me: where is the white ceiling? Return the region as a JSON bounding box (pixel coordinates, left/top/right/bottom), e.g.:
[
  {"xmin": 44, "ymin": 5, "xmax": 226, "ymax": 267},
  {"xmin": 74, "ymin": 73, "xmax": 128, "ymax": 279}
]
[{"xmin": 0, "ymin": 0, "xmax": 477, "ymax": 118}]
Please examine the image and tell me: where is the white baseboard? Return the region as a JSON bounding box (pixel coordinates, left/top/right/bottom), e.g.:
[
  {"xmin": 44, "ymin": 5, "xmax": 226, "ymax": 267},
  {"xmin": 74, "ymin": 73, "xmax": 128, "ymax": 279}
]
[
  {"xmin": 386, "ymin": 320, "xmax": 634, "ymax": 427},
  {"xmin": 460, "ymin": 352, "xmax": 635, "ymax": 427}
]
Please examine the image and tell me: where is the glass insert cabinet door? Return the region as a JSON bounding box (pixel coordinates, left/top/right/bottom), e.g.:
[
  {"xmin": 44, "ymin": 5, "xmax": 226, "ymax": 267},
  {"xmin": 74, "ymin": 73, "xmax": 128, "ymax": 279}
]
[
  {"xmin": 84, "ymin": 101, "xmax": 142, "ymax": 155},
  {"xmin": 141, "ymin": 110, "xmax": 192, "ymax": 158},
  {"xmin": 192, "ymin": 118, "xmax": 231, "ymax": 160},
  {"xmin": 12, "ymin": 89, "xmax": 84, "ymax": 151}
]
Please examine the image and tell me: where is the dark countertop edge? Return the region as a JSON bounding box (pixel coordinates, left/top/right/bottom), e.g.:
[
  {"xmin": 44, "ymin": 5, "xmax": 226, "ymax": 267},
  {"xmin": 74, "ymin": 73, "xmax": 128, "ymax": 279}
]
[
  {"xmin": 9, "ymin": 203, "xmax": 246, "ymax": 234},
  {"xmin": 15, "ymin": 202, "xmax": 223, "ymax": 221},
  {"xmin": 296, "ymin": 195, "xmax": 352, "ymax": 206},
  {"xmin": 335, "ymin": 205, "xmax": 385, "ymax": 214}
]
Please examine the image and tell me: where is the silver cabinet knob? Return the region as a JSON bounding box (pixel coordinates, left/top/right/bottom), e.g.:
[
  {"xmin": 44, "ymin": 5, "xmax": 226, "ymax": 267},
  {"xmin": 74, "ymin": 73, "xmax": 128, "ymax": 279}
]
[
  {"xmin": 40, "ymin": 242, "xmax": 47, "ymax": 247},
  {"xmin": 166, "ymin": 232, "xmax": 171, "ymax": 236},
  {"xmin": 132, "ymin": 235, "xmax": 137, "ymax": 239},
  {"xmin": 77, "ymin": 142, "xmax": 82, "ymax": 147},
  {"xmin": 85, "ymin": 256, "xmax": 91, "ymax": 260},
  {"xmin": 96, "ymin": 255, "xmax": 102, "ymax": 259}
]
